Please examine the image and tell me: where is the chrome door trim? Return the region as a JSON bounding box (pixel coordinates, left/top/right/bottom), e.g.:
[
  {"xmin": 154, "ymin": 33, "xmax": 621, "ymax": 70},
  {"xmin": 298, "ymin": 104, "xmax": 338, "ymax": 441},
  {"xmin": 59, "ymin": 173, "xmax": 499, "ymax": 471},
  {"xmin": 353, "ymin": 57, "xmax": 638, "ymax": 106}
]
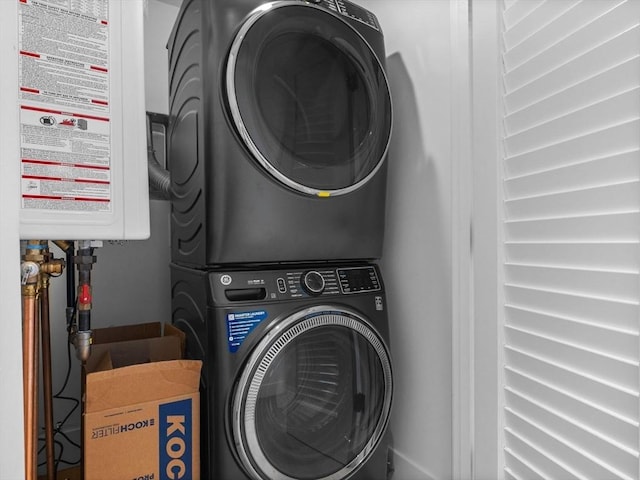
[
  {"xmin": 231, "ymin": 304, "xmax": 393, "ymax": 480},
  {"xmin": 225, "ymin": 1, "xmax": 392, "ymax": 197}
]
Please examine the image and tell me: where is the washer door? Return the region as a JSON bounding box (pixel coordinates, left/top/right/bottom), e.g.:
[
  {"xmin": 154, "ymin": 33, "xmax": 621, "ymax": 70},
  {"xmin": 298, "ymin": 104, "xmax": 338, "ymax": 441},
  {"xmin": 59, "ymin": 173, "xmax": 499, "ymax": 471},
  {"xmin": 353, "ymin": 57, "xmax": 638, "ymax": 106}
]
[
  {"xmin": 226, "ymin": 1, "xmax": 392, "ymax": 197},
  {"xmin": 231, "ymin": 306, "xmax": 393, "ymax": 480}
]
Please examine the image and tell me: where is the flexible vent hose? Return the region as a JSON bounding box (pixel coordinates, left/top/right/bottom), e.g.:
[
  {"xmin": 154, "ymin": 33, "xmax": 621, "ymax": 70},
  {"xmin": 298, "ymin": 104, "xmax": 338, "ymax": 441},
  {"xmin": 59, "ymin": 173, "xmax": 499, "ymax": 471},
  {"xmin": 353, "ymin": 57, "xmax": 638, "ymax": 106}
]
[{"xmin": 146, "ymin": 113, "xmax": 171, "ymax": 200}]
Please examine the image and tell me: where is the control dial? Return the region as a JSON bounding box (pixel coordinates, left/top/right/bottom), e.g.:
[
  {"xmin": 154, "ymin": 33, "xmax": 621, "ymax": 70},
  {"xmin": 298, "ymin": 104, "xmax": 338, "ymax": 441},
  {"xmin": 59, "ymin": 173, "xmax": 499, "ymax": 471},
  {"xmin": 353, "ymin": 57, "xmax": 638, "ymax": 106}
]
[{"xmin": 301, "ymin": 270, "xmax": 325, "ymax": 296}]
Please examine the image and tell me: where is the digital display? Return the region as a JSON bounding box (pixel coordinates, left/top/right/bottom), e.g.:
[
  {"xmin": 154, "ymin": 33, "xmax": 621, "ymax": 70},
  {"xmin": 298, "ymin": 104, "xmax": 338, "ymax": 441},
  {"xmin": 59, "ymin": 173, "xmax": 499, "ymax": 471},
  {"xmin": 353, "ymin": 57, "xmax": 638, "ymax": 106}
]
[{"xmin": 337, "ymin": 267, "xmax": 380, "ymax": 293}]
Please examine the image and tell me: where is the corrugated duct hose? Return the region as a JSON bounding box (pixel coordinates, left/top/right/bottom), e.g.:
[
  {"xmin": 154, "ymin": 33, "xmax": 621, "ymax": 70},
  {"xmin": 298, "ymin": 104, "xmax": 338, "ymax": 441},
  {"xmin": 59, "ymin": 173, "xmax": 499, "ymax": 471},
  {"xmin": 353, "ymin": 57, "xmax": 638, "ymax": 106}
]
[{"xmin": 146, "ymin": 111, "xmax": 171, "ymax": 200}]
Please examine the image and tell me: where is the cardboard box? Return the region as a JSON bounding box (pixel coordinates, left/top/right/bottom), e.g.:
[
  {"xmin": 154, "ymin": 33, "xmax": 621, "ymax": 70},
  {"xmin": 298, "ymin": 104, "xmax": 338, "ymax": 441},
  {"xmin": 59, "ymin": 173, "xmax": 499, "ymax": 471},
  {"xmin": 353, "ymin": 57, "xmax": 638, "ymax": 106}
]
[{"xmin": 83, "ymin": 322, "xmax": 201, "ymax": 480}]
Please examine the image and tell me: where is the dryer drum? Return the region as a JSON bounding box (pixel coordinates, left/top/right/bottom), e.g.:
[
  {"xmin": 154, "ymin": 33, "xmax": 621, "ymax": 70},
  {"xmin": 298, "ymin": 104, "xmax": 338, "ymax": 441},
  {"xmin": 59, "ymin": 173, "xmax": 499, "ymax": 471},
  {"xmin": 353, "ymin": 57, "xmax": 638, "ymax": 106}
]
[{"xmin": 232, "ymin": 306, "xmax": 393, "ymax": 480}]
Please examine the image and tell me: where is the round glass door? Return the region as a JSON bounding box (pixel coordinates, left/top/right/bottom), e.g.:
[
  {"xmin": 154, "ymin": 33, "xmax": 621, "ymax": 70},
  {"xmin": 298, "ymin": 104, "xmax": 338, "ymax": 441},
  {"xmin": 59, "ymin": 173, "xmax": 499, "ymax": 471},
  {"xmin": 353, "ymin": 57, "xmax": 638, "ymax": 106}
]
[
  {"xmin": 226, "ymin": 1, "xmax": 392, "ymax": 196},
  {"xmin": 231, "ymin": 306, "xmax": 393, "ymax": 480}
]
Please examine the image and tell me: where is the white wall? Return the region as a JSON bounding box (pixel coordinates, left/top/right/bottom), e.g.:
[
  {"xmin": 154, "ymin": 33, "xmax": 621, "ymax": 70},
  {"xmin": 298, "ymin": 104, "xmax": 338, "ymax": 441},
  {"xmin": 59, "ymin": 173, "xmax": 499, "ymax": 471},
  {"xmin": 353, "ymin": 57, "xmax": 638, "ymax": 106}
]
[
  {"xmin": 362, "ymin": 1, "xmax": 456, "ymax": 479},
  {"xmin": 0, "ymin": 2, "xmax": 25, "ymax": 477}
]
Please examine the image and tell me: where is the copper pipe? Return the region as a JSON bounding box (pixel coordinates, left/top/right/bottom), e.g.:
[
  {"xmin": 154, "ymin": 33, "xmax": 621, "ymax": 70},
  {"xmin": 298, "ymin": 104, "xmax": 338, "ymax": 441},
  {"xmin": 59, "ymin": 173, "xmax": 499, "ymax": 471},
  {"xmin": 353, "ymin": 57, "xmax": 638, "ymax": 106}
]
[
  {"xmin": 40, "ymin": 274, "xmax": 56, "ymax": 480},
  {"xmin": 37, "ymin": 246, "xmax": 63, "ymax": 480},
  {"xmin": 22, "ymin": 284, "xmax": 38, "ymax": 480},
  {"xmin": 22, "ymin": 242, "xmax": 44, "ymax": 480},
  {"xmin": 22, "ymin": 243, "xmax": 64, "ymax": 480}
]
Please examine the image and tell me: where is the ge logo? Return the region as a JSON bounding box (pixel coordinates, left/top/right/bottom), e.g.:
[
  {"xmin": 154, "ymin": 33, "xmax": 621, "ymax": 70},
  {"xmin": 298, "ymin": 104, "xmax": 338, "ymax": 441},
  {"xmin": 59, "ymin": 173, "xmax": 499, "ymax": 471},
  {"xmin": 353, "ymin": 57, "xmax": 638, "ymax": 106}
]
[{"xmin": 220, "ymin": 274, "xmax": 232, "ymax": 286}]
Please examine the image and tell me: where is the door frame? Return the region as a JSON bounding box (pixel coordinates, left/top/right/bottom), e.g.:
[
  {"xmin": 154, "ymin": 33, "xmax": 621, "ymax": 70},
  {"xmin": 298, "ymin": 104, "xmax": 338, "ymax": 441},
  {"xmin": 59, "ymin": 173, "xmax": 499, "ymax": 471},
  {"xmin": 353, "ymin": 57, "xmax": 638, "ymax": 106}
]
[{"xmin": 451, "ymin": 0, "xmax": 503, "ymax": 478}]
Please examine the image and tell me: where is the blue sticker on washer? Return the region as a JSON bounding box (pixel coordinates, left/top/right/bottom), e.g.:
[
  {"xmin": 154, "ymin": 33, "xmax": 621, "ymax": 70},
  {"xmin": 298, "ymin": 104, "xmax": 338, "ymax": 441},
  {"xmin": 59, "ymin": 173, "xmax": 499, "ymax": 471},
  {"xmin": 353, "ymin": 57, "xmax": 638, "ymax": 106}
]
[{"xmin": 226, "ymin": 310, "xmax": 268, "ymax": 353}]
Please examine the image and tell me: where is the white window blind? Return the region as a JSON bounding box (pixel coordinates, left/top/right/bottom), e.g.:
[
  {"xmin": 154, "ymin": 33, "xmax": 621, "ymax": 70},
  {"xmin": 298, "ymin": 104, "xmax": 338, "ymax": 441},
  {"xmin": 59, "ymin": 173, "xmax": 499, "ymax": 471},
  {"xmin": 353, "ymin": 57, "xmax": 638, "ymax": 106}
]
[{"xmin": 501, "ymin": 1, "xmax": 640, "ymax": 479}]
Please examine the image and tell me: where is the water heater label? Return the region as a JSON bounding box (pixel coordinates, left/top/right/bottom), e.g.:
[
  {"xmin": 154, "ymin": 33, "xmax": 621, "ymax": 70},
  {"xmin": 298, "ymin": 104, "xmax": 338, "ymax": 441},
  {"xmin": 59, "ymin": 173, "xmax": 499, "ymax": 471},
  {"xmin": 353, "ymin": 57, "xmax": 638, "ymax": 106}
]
[
  {"xmin": 18, "ymin": 0, "xmax": 112, "ymax": 212},
  {"xmin": 226, "ymin": 310, "xmax": 268, "ymax": 353}
]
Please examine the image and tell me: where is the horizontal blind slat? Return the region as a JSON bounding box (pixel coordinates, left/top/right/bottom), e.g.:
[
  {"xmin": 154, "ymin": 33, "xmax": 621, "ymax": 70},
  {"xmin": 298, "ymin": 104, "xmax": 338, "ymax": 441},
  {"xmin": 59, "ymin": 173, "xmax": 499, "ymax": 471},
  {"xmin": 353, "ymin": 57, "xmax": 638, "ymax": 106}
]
[
  {"xmin": 504, "ymin": 1, "xmax": 626, "ymax": 70},
  {"xmin": 505, "ymin": 212, "xmax": 640, "ymax": 243},
  {"xmin": 504, "ymin": 0, "xmax": 519, "ymax": 11},
  {"xmin": 505, "ymin": 1, "xmax": 640, "ymax": 90},
  {"xmin": 505, "ymin": 181, "xmax": 640, "ymax": 222},
  {"xmin": 505, "ymin": 326, "xmax": 639, "ymax": 390},
  {"xmin": 504, "ymin": 120, "xmax": 640, "ymax": 178},
  {"xmin": 503, "ymin": 0, "xmax": 547, "ymax": 39},
  {"xmin": 504, "ymin": 151, "xmax": 640, "ymax": 198},
  {"xmin": 505, "ymin": 242, "xmax": 639, "ymax": 272},
  {"xmin": 505, "ymin": 284, "xmax": 638, "ymax": 332},
  {"xmin": 505, "ymin": 440, "xmax": 573, "ymax": 480},
  {"xmin": 505, "ymin": 347, "xmax": 639, "ymax": 421},
  {"xmin": 505, "ymin": 264, "xmax": 638, "ymax": 303},
  {"xmin": 505, "ymin": 388, "xmax": 639, "ymax": 478},
  {"xmin": 505, "ymin": 57, "xmax": 640, "ymax": 134},
  {"xmin": 505, "ymin": 305, "xmax": 638, "ymax": 361},
  {"xmin": 505, "ymin": 410, "xmax": 630, "ymax": 480},
  {"xmin": 503, "ymin": 0, "xmax": 579, "ymax": 50},
  {"xmin": 503, "ymin": 466, "xmax": 525, "ymax": 480},
  {"xmin": 505, "ymin": 26, "xmax": 640, "ymax": 113},
  {"xmin": 506, "ymin": 367, "xmax": 639, "ymax": 450},
  {"xmin": 505, "ymin": 88, "xmax": 640, "ymax": 156}
]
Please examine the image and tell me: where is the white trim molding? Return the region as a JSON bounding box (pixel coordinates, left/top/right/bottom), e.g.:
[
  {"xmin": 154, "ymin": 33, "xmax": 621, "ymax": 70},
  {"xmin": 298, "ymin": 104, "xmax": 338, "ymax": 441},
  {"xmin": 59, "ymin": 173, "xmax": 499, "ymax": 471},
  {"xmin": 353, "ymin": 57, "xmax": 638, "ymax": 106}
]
[
  {"xmin": 0, "ymin": 1, "xmax": 26, "ymax": 478},
  {"xmin": 469, "ymin": 0, "xmax": 503, "ymax": 478},
  {"xmin": 450, "ymin": 0, "xmax": 474, "ymax": 478}
]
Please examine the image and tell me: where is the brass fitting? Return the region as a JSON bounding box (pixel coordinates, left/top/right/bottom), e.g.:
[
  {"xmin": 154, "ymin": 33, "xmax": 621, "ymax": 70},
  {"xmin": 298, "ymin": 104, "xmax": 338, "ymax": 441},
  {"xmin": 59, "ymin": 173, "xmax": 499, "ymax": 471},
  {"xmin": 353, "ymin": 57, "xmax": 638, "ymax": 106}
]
[
  {"xmin": 23, "ymin": 240, "xmax": 48, "ymax": 264},
  {"xmin": 21, "ymin": 283, "xmax": 38, "ymax": 298},
  {"xmin": 21, "ymin": 242, "xmax": 66, "ymax": 294},
  {"xmin": 52, "ymin": 240, "xmax": 73, "ymax": 253},
  {"xmin": 40, "ymin": 259, "xmax": 65, "ymax": 276}
]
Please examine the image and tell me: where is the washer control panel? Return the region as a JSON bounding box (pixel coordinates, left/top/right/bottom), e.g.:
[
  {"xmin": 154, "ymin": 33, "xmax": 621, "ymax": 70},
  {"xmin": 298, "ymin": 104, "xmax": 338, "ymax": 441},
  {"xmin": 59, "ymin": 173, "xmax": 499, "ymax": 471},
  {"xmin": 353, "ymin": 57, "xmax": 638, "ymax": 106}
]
[
  {"xmin": 302, "ymin": 270, "xmax": 326, "ymax": 295},
  {"xmin": 213, "ymin": 265, "xmax": 381, "ymax": 303},
  {"xmin": 284, "ymin": 268, "xmax": 340, "ymax": 298}
]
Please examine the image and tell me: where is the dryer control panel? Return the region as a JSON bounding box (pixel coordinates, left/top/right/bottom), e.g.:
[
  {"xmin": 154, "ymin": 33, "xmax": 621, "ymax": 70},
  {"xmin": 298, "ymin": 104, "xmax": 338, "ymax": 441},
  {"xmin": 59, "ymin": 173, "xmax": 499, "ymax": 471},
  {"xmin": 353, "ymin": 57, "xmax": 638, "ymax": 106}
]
[
  {"xmin": 211, "ymin": 265, "xmax": 382, "ymax": 304},
  {"xmin": 314, "ymin": 0, "xmax": 380, "ymax": 31}
]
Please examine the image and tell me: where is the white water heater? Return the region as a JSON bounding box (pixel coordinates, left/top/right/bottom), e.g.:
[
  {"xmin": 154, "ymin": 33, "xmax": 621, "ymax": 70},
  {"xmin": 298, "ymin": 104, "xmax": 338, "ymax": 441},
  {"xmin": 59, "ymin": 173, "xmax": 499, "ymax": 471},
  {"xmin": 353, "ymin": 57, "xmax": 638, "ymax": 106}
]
[{"xmin": 0, "ymin": 0, "xmax": 149, "ymax": 240}]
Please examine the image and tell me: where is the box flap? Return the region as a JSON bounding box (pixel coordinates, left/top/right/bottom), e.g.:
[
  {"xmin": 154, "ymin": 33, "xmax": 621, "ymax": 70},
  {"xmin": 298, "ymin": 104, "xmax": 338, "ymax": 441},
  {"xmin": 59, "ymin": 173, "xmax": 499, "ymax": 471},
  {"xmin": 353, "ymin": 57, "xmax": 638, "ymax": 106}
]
[
  {"xmin": 85, "ymin": 359, "xmax": 201, "ymax": 413},
  {"xmin": 164, "ymin": 322, "xmax": 186, "ymax": 353},
  {"xmin": 85, "ymin": 323, "xmax": 186, "ymax": 373},
  {"xmin": 92, "ymin": 348, "xmax": 114, "ymax": 372},
  {"xmin": 88, "ymin": 335, "xmax": 184, "ymax": 373},
  {"xmin": 92, "ymin": 322, "xmax": 162, "ymax": 345}
]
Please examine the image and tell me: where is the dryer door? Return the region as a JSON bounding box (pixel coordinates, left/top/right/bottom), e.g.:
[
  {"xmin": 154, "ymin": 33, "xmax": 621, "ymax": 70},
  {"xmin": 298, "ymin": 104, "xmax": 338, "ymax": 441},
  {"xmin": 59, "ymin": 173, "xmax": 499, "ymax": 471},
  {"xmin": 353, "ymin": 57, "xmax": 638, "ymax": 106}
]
[
  {"xmin": 231, "ymin": 306, "xmax": 393, "ymax": 480},
  {"xmin": 225, "ymin": 1, "xmax": 392, "ymax": 197}
]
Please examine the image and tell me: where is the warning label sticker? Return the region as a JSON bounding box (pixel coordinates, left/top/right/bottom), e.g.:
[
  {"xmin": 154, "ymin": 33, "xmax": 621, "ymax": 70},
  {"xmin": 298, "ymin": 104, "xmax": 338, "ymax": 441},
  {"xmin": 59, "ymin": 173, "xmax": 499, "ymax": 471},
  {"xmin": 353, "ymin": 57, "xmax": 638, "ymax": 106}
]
[
  {"xmin": 226, "ymin": 311, "xmax": 268, "ymax": 353},
  {"xmin": 18, "ymin": 0, "xmax": 112, "ymax": 212},
  {"xmin": 20, "ymin": 105, "xmax": 111, "ymax": 211}
]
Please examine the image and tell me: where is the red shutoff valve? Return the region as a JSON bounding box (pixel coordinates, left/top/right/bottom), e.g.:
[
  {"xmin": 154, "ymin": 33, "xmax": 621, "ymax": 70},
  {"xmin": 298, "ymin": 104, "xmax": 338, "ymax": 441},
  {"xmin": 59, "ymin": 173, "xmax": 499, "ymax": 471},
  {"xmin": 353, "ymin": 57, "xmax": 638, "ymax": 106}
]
[{"xmin": 79, "ymin": 284, "xmax": 92, "ymax": 306}]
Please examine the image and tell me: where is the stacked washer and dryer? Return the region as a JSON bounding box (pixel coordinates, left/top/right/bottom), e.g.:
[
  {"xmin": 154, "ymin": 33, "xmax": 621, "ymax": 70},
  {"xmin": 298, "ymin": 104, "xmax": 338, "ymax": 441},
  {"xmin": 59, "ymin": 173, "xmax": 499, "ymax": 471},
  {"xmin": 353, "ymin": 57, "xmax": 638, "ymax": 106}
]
[{"xmin": 167, "ymin": 1, "xmax": 394, "ymax": 479}]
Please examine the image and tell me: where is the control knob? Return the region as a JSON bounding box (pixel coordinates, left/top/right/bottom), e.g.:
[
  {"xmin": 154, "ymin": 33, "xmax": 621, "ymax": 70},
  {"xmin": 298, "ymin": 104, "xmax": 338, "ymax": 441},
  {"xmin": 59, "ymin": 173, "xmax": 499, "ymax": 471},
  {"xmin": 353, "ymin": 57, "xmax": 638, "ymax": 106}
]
[{"xmin": 301, "ymin": 270, "xmax": 325, "ymax": 296}]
